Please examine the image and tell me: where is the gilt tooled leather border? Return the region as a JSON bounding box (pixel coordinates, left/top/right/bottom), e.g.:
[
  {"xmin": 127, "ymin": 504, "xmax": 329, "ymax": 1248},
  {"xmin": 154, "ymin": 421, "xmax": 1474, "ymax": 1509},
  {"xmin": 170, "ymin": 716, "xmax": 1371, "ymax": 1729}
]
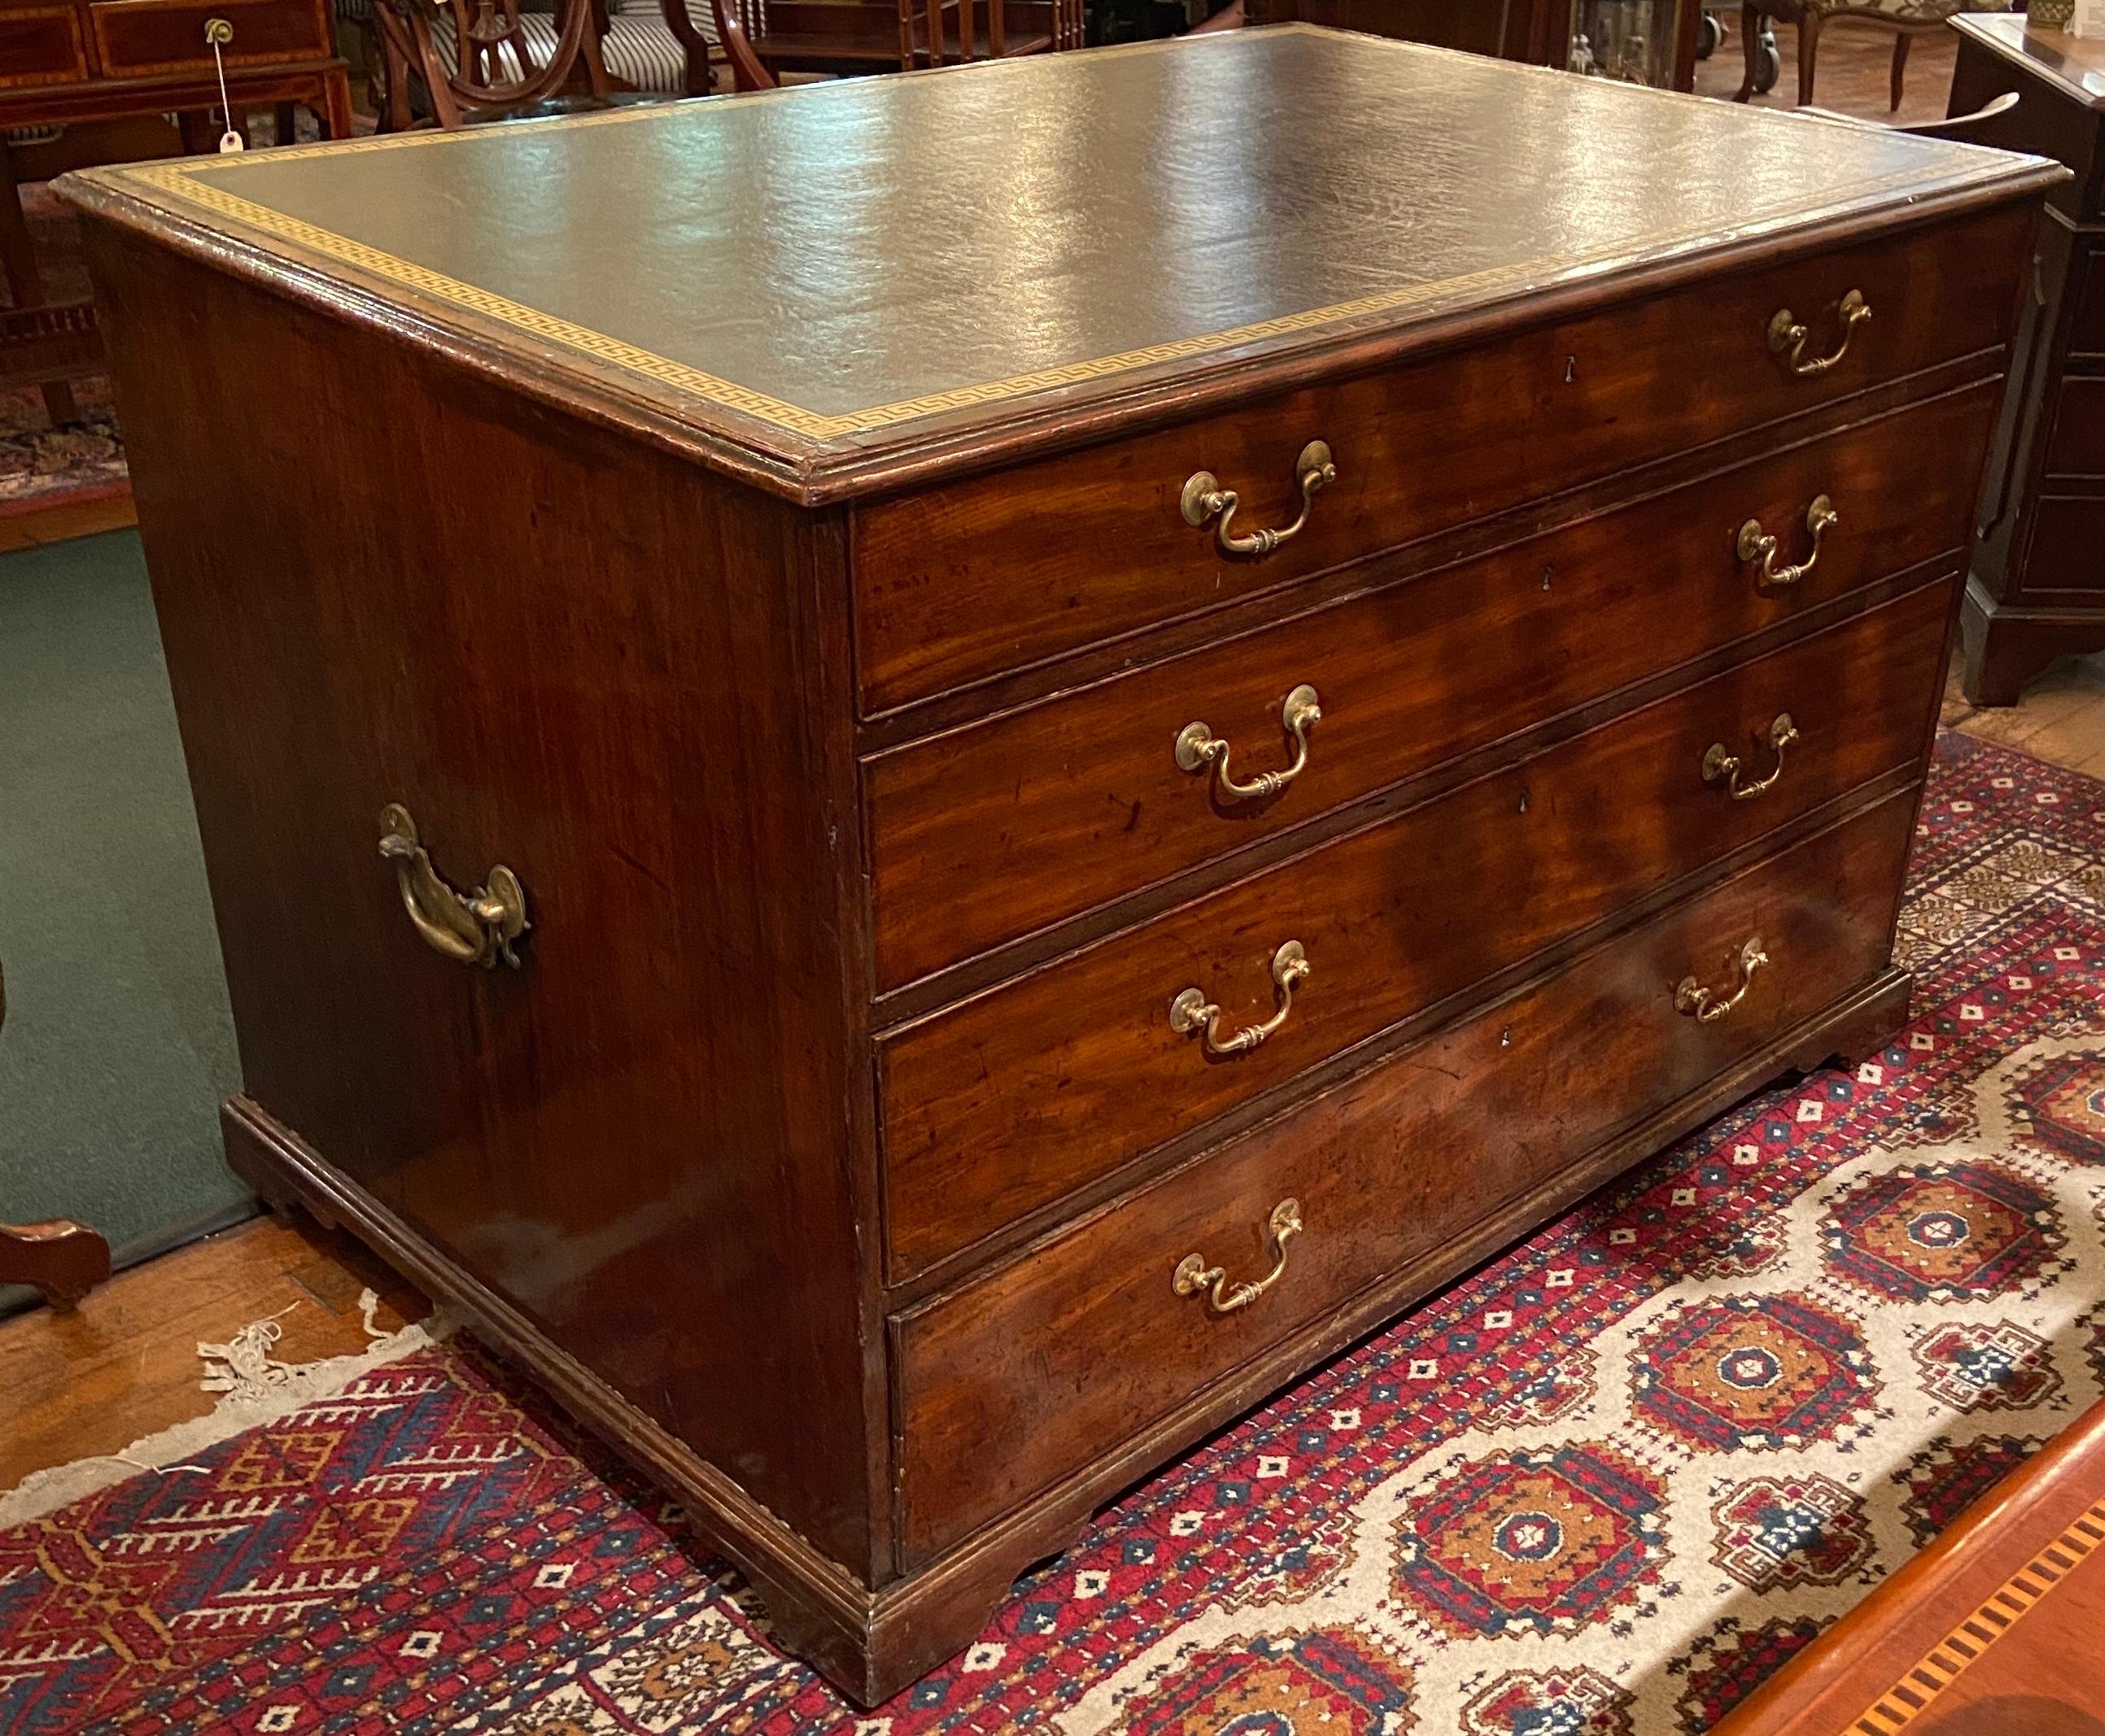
[{"xmin": 101, "ymin": 34, "xmax": 2019, "ymax": 447}]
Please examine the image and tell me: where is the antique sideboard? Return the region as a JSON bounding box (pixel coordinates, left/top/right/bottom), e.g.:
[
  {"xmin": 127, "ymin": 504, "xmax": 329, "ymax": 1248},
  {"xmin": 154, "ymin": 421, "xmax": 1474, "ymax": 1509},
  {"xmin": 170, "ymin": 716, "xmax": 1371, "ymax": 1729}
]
[
  {"xmin": 1950, "ymin": 14, "xmax": 2105, "ymax": 704},
  {"xmin": 61, "ymin": 32, "xmax": 2056, "ymax": 1702},
  {"xmin": 0, "ymin": 0, "xmax": 351, "ymax": 418}
]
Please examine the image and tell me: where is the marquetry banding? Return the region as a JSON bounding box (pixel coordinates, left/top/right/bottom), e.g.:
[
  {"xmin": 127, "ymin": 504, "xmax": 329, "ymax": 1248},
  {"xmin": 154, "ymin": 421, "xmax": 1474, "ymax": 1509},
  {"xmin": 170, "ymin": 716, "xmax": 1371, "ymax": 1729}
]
[{"xmin": 1845, "ymin": 1496, "xmax": 2105, "ymax": 1731}]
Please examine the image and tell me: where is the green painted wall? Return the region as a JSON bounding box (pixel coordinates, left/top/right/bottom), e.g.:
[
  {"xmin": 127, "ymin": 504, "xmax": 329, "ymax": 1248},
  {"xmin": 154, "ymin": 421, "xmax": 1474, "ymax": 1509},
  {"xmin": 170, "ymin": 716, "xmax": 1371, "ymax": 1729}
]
[{"xmin": 0, "ymin": 529, "xmax": 249, "ymax": 1277}]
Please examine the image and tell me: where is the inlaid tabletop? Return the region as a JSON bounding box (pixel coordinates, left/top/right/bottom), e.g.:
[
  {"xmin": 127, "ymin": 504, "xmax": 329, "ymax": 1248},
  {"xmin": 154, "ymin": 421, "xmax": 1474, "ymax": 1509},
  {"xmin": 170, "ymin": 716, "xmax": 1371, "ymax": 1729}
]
[{"xmin": 65, "ymin": 26, "xmax": 2059, "ymax": 489}]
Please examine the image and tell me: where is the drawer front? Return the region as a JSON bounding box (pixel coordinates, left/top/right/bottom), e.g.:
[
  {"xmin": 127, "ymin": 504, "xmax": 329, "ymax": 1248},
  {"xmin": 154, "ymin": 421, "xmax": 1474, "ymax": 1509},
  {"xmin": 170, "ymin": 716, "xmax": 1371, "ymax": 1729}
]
[
  {"xmin": 0, "ymin": 6, "xmax": 88, "ymax": 87},
  {"xmin": 2044, "ymin": 377, "xmax": 2105, "ymax": 479},
  {"xmin": 866, "ymin": 383, "xmax": 1997, "ymax": 990},
  {"xmin": 2024, "ymin": 497, "xmax": 2105, "ymax": 596},
  {"xmin": 90, "ymin": 0, "xmax": 328, "ymax": 75},
  {"xmin": 2074, "ymin": 249, "xmax": 2104, "ymax": 360},
  {"xmin": 880, "ymin": 577, "xmax": 1950, "ymax": 1282},
  {"xmin": 853, "ymin": 205, "xmax": 2030, "ymax": 713},
  {"xmin": 893, "ymin": 786, "xmax": 1919, "ymax": 1564}
]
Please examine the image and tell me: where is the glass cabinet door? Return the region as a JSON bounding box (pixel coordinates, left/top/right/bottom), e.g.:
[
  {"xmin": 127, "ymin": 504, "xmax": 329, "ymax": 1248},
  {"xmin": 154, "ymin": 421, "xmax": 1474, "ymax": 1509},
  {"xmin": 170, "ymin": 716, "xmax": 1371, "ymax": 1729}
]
[{"xmin": 1566, "ymin": 0, "xmax": 1685, "ymax": 85}]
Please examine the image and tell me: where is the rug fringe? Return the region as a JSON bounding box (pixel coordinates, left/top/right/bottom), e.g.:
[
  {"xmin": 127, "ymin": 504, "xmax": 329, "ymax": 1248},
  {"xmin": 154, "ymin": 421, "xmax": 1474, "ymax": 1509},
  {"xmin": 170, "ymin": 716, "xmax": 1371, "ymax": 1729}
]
[{"xmin": 0, "ymin": 1295, "xmax": 453, "ymax": 1529}]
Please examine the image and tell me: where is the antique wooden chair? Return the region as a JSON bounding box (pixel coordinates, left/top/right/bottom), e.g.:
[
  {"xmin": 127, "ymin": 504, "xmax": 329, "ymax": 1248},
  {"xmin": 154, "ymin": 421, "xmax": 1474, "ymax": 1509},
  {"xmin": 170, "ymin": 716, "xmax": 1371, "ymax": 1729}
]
[
  {"xmin": 716, "ymin": 0, "xmax": 1081, "ymax": 80},
  {"xmin": 1732, "ymin": 0, "xmax": 2015, "ymax": 109},
  {"xmin": 371, "ymin": 0, "xmax": 723, "ymax": 124}
]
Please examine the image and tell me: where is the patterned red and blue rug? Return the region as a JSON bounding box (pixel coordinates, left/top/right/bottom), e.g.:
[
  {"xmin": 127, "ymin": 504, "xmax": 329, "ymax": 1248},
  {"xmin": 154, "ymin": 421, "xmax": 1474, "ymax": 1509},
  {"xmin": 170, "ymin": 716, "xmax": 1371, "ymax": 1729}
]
[{"xmin": 6, "ymin": 731, "xmax": 2105, "ymax": 1734}]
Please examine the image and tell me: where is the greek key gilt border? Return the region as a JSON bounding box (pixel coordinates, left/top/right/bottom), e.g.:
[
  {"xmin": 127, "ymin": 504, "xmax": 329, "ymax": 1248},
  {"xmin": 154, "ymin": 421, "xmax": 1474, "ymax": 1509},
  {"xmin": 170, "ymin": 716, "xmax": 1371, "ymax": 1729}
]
[{"xmin": 102, "ymin": 41, "xmax": 2011, "ymax": 447}]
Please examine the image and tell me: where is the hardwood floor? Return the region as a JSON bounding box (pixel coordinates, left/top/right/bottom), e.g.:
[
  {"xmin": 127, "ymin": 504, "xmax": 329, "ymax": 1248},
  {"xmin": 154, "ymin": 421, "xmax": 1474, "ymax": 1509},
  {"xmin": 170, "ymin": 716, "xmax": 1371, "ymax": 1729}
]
[
  {"xmin": 0, "ymin": 1215, "xmax": 425, "ymax": 1492},
  {"xmin": 1694, "ymin": 2, "xmax": 1959, "ymax": 125}
]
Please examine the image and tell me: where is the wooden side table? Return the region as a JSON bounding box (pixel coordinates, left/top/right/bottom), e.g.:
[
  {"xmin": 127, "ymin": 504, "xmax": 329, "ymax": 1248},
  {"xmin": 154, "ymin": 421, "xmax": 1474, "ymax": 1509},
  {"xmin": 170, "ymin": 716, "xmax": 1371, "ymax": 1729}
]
[
  {"xmin": 0, "ymin": 0, "xmax": 352, "ymax": 420},
  {"xmin": 1952, "ymin": 15, "xmax": 2105, "ymax": 705},
  {"xmin": 1713, "ymin": 1396, "xmax": 2105, "ymax": 1735}
]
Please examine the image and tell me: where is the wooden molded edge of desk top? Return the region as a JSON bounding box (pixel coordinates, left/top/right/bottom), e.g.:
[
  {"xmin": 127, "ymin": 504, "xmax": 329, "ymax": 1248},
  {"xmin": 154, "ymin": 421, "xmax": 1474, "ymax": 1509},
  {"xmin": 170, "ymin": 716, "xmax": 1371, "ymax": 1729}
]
[
  {"xmin": 56, "ymin": 157, "xmax": 2064, "ymax": 508},
  {"xmin": 1710, "ymin": 1394, "xmax": 2105, "ymax": 1736}
]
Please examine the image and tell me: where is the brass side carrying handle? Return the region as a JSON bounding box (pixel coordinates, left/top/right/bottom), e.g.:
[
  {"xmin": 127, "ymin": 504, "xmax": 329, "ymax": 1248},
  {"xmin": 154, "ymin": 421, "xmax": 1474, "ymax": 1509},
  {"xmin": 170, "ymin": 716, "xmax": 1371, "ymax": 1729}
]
[
  {"xmin": 1767, "ymin": 290, "xmax": 1871, "ymax": 378},
  {"xmin": 378, "ymin": 803, "xmax": 529, "ymax": 969},
  {"xmin": 1181, "ymin": 440, "xmax": 1336, "ymax": 556},
  {"xmin": 1170, "ymin": 940, "xmax": 1309, "ymax": 1058},
  {"xmin": 1177, "ymin": 684, "xmax": 1321, "ymax": 804},
  {"xmin": 1738, "ymin": 495, "xmax": 1837, "ymax": 588},
  {"xmin": 1703, "ymin": 713, "xmax": 1798, "ymax": 801},
  {"xmin": 1173, "ymin": 1197, "xmax": 1304, "ymax": 1315},
  {"xmin": 1675, "ymin": 936, "xmax": 1769, "ymax": 1023}
]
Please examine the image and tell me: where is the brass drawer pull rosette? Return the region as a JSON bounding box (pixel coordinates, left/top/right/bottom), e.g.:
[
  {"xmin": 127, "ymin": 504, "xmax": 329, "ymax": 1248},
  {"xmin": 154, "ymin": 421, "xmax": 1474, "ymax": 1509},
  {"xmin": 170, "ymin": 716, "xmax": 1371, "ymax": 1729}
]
[
  {"xmin": 1177, "ymin": 684, "xmax": 1321, "ymax": 804},
  {"xmin": 378, "ymin": 803, "xmax": 530, "ymax": 969},
  {"xmin": 1173, "ymin": 1197, "xmax": 1304, "ymax": 1315},
  {"xmin": 1767, "ymin": 289, "xmax": 1871, "ymax": 378},
  {"xmin": 1675, "ymin": 936, "xmax": 1769, "ymax": 1023},
  {"xmin": 1738, "ymin": 494, "xmax": 1837, "ymax": 588},
  {"xmin": 1181, "ymin": 440, "xmax": 1336, "ymax": 557},
  {"xmin": 1170, "ymin": 940, "xmax": 1310, "ymax": 1058},
  {"xmin": 1703, "ymin": 713, "xmax": 1799, "ymax": 800}
]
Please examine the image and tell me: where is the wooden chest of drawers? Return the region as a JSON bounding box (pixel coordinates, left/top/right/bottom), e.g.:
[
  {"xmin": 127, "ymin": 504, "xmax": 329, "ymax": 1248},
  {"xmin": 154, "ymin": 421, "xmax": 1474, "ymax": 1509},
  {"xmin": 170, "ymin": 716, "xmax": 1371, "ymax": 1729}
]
[{"xmin": 61, "ymin": 28, "xmax": 2058, "ymax": 1703}]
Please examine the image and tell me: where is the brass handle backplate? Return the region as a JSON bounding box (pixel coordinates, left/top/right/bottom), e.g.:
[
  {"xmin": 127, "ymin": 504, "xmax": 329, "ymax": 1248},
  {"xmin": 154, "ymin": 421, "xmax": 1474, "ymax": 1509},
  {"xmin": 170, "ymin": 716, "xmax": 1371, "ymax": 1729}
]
[
  {"xmin": 1170, "ymin": 940, "xmax": 1309, "ymax": 1058},
  {"xmin": 1703, "ymin": 712, "xmax": 1798, "ymax": 800},
  {"xmin": 1173, "ymin": 1197, "xmax": 1304, "ymax": 1315},
  {"xmin": 1675, "ymin": 936, "xmax": 1769, "ymax": 1023},
  {"xmin": 203, "ymin": 15, "xmax": 234, "ymax": 41},
  {"xmin": 378, "ymin": 802, "xmax": 529, "ymax": 969},
  {"xmin": 1767, "ymin": 289, "xmax": 1871, "ymax": 378},
  {"xmin": 1181, "ymin": 440, "xmax": 1336, "ymax": 556},
  {"xmin": 1177, "ymin": 683, "xmax": 1321, "ymax": 803},
  {"xmin": 1738, "ymin": 494, "xmax": 1837, "ymax": 588}
]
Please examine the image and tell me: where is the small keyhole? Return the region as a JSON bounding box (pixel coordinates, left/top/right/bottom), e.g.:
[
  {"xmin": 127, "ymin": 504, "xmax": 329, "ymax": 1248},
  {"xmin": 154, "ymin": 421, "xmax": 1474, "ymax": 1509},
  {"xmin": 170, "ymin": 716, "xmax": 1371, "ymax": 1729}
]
[
  {"xmin": 1500, "ymin": 1026, "xmax": 1513, "ymax": 1048},
  {"xmin": 1518, "ymin": 789, "xmax": 1531, "ymax": 814},
  {"xmin": 1565, "ymin": 355, "xmax": 1577, "ymax": 384},
  {"xmin": 1542, "ymin": 568, "xmax": 1553, "ymax": 591}
]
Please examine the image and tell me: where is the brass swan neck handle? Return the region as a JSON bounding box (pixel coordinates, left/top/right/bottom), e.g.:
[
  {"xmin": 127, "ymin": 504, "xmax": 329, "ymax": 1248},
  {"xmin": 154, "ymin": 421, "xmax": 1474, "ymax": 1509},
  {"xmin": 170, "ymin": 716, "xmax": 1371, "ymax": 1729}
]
[
  {"xmin": 1177, "ymin": 684, "xmax": 1321, "ymax": 804},
  {"xmin": 1170, "ymin": 941, "xmax": 1310, "ymax": 1058},
  {"xmin": 1675, "ymin": 936, "xmax": 1769, "ymax": 1023},
  {"xmin": 378, "ymin": 803, "xmax": 530, "ymax": 969},
  {"xmin": 1767, "ymin": 289, "xmax": 1871, "ymax": 378},
  {"xmin": 1181, "ymin": 440, "xmax": 1336, "ymax": 557},
  {"xmin": 1173, "ymin": 1198, "xmax": 1304, "ymax": 1315},
  {"xmin": 1703, "ymin": 713, "xmax": 1798, "ymax": 801},
  {"xmin": 1738, "ymin": 494, "xmax": 1837, "ymax": 588}
]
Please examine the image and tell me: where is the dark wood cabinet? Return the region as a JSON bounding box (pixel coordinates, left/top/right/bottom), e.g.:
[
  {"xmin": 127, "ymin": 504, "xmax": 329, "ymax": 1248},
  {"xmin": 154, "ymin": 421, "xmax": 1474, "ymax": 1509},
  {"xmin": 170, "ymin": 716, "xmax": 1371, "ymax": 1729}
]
[
  {"xmin": 1244, "ymin": 0, "xmax": 1700, "ymax": 87},
  {"xmin": 61, "ymin": 26, "xmax": 2050, "ymax": 1704},
  {"xmin": 1952, "ymin": 15, "xmax": 2105, "ymax": 704}
]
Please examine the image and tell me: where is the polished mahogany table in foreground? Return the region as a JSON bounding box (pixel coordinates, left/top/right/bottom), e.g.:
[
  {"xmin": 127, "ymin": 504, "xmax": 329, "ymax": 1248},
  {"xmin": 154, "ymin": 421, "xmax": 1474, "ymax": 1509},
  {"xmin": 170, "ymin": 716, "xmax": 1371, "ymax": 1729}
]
[{"xmin": 60, "ymin": 32, "xmax": 2058, "ymax": 1701}]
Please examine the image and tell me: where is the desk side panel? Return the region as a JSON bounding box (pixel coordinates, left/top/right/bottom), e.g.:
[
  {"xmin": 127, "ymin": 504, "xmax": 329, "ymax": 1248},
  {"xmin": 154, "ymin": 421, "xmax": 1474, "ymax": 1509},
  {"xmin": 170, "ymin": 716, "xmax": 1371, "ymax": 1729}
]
[{"xmin": 81, "ymin": 222, "xmax": 883, "ymax": 1577}]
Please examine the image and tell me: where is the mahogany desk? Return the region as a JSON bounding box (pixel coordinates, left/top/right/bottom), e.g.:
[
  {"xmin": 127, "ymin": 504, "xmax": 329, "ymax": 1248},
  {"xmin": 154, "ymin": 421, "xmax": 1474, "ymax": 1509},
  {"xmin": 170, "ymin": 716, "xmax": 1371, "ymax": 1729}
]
[{"xmin": 60, "ymin": 31, "xmax": 2056, "ymax": 1700}]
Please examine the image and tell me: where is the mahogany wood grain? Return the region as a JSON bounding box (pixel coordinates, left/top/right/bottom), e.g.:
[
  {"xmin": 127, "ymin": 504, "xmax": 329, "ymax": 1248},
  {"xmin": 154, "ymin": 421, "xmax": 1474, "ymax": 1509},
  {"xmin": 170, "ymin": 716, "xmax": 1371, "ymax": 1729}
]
[
  {"xmin": 853, "ymin": 205, "xmax": 2032, "ymax": 713},
  {"xmin": 84, "ymin": 227, "xmax": 888, "ymax": 1581},
  {"xmin": 865, "ymin": 381, "xmax": 1998, "ymax": 989},
  {"xmin": 88, "ymin": 0, "xmax": 330, "ymax": 76},
  {"xmin": 893, "ymin": 787, "xmax": 1920, "ymax": 1563},
  {"xmin": 880, "ymin": 578, "xmax": 1952, "ymax": 1281},
  {"xmin": 0, "ymin": 6, "xmax": 88, "ymax": 86}
]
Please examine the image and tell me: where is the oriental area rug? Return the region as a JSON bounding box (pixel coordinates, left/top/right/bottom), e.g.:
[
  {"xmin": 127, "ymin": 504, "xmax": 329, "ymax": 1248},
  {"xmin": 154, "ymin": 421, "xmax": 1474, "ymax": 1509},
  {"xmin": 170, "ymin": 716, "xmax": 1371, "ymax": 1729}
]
[{"xmin": 6, "ymin": 731, "xmax": 2105, "ymax": 1735}]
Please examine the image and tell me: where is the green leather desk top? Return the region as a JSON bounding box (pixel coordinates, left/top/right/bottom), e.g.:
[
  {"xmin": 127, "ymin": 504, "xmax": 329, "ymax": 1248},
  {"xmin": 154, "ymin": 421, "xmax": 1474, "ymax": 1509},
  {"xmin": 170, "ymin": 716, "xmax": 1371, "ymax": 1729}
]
[{"xmin": 63, "ymin": 26, "xmax": 2059, "ymax": 496}]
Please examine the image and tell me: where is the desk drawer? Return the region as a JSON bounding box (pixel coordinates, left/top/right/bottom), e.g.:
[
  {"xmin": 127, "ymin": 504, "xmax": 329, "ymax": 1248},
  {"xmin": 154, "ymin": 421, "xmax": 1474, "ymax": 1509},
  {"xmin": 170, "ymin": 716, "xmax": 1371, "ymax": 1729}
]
[
  {"xmin": 879, "ymin": 576, "xmax": 1950, "ymax": 1282},
  {"xmin": 0, "ymin": 6, "xmax": 88, "ymax": 88},
  {"xmin": 892, "ymin": 785, "xmax": 1919, "ymax": 1564},
  {"xmin": 866, "ymin": 382, "xmax": 1997, "ymax": 990},
  {"xmin": 854, "ymin": 206, "xmax": 2029, "ymax": 713},
  {"xmin": 90, "ymin": 0, "xmax": 329, "ymax": 76}
]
